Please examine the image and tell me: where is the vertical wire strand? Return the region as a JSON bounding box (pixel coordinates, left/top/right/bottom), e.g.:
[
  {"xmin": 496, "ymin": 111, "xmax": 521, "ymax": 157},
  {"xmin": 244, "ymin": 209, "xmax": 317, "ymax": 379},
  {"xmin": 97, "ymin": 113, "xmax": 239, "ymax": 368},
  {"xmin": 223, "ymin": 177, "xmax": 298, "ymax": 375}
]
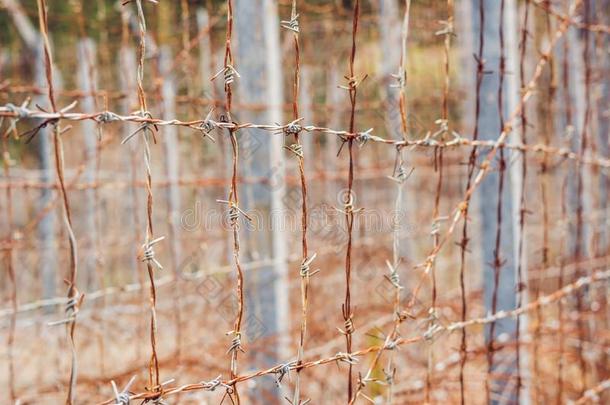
[
  {"xmin": 139, "ymin": 0, "xmax": 160, "ymax": 392},
  {"xmin": 126, "ymin": 0, "xmax": 162, "ymax": 393},
  {"xmin": 426, "ymin": 0, "xmax": 452, "ymax": 400},
  {"xmin": 220, "ymin": 2, "xmax": 245, "ymax": 403},
  {"xmin": 486, "ymin": 1, "xmax": 507, "ymax": 401},
  {"xmin": 385, "ymin": 2, "xmax": 412, "ymax": 403},
  {"xmin": 343, "ymin": 1, "xmax": 361, "ymax": 401},
  {"xmin": 458, "ymin": 1, "xmax": 486, "ymax": 401},
  {"xmin": 287, "ymin": 0, "xmax": 312, "ymax": 403},
  {"xmin": 36, "ymin": 1, "xmax": 81, "ymax": 403}
]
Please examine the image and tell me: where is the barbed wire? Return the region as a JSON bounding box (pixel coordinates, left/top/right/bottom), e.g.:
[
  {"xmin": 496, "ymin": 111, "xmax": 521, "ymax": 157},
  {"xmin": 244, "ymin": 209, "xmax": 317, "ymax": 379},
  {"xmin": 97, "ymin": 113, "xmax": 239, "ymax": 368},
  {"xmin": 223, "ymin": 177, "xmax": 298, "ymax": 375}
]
[
  {"xmin": 35, "ymin": 1, "xmax": 81, "ymax": 403},
  {"xmin": 2, "ymin": 104, "xmax": 610, "ymax": 171},
  {"xmin": 2, "ymin": 0, "xmax": 608, "ymax": 402},
  {"xmin": 93, "ymin": 267, "xmax": 610, "ymax": 404}
]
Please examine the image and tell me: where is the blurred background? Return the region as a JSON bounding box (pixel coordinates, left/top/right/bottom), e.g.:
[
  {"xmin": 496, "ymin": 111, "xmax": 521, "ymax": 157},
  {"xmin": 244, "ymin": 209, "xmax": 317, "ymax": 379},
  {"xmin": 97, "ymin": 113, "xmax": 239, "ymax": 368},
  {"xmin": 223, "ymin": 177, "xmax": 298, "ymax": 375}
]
[{"xmin": 0, "ymin": 0, "xmax": 609, "ymax": 403}]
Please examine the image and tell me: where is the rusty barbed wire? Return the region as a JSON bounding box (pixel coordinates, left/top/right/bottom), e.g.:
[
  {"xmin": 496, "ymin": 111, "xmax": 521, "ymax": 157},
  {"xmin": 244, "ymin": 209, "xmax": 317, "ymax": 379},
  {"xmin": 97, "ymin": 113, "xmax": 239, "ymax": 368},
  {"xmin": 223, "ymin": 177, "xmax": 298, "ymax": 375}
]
[
  {"xmin": 282, "ymin": 1, "xmax": 316, "ymax": 404},
  {"xmin": 35, "ymin": 1, "xmax": 82, "ymax": 403},
  {"xmin": 3, "ymin": 105, "xmax": 610, "ymax": 171},
  {"xmin": 403, "ymin": 0, "xmax": 585, "ymax": 337},
  {"xmin": 2, "ymin": 0, "xmax": 608, "ymax": 402},
  {"xmin": 215, "ymin": 1, "xmax": 246, "ymax": 403},
  {"xmin": 120, "ymin": 0, "xmax": 164, "ymax": 397},
  {"xmin": 94, "ymin": 267, "xmax": 610, "ymax": 404},
  {"xmin": 339, "ymin": 1, "xmax": 362, "ymax": 401},
  {"xmin": 456, "ymin": 0, "xmax": 485, "ymax": 399},
  {"xmin": 485, "ymin": 1, "xmax": 508, "ymax": 400}
]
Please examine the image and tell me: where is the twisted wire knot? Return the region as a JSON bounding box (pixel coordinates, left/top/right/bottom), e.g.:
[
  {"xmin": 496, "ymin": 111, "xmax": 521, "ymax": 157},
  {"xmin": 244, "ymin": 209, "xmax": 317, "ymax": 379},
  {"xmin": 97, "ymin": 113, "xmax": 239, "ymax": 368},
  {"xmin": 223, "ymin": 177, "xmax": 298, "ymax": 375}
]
[
  {"xmin": 388, "ymin": 149, "xmax": 413, "ymax": 184},
  {"xmin": 121, "ymin": 110, "xmax": 157, "ymax": 144},
  {"xmin": 356, "ymin": 128, "xmax": 373, "ymax": 148},
  {"xmin": 382, "ymin": 369, "xmax": 395, "ymax": 386},
  {"xmin": 212, "ymin": 64, "xmax": 240, "ymax": 87},
  {"xmin": 227, "ymin": 205, "xmax": 238, "ymax": 225},
  {"xmin": 114, "ymin": 391, "xmax": 130, "ymax": 405},
  {"xmin": 284, "ymin": 143, "xmax": 303, "ymax": 158},
  {"xmin": 276, "ymin": 118, "xmax": 304, "ymax": 137},
  {"xmin": 300, "ymin": 253, "xmax": 319, "ymax": 277},
  {"xmin": 226, "ymin": 331, "xmax": 244, "ymax": 355},
  {"xmin": 228, "ymin": 205, "xmax": 239, "ymax": 226},
  {"xmin": 431, "ymin": 118, "xmax": 462, "ymax": 144},
  {"xmin": 284, "ymin": 119, "xmax": 303, "ymax": 136},
  {"xmin": 339, "ymin": 192, "xmax": 362, "ymax": 215},
  {"xmin": 139, "ymin": 236, "xmax": 165, "ymax": 270},
  {"xmin": 281, "ymin": 13, "xmax": 300, "ymax": 33},
  {"xmin": 111, "ymin": 376, "xmax": 136, "ymax": 405},
  {"xmin": 335, "ymin": 352, "xmax": 359, "ymax": 365},
  {"xmin": 423, "ymin": 309, "xmax": 444, "ymax": 341},
  {"xmin": 5, "ymin": 102, "xmax": 29, "ymax": 119},
  {"xmin": 338, "ymin": 317, "xmax": 355, "ymax": 335},
  {"xmin": 384, "ymin": 336, "xmax": 400, "ymax": 351},
  {"xmin": 390, "ymin": 67, "xmax": 406, "ymax": 89},
  {"xmin": 65, "ymin": 289, "xmax": 82, "ymax": 318},
  {"xmin": 338, "ymin": 74, "xmax": 367, "ymax": 91},
  {"xmin": 197, "ymin": 108, "xmax": 217, "ymax": 142},
  {"xmin": 19, "ymin": 101, "xmax": 77, "ymax": 143},
  {"xmin": 96, "ymin": 111, "xmax": 121, "ymax": 123},
  {"xmin": 47, "ymin": 287, "xmax": 83, "ymax": 326},
  {"xmin": 274, "ymin": 360, "xmax": 296, "ymax": 387},
  {"xmin": 385, "ymin": 261, "xmax": 403, "ymax": 290},
  {"xmin": 217, "ymin": 199, "xmax": 251, "ymax": 228},
  {"xmin": 201, "ymin": 375, "xmax": 232, "ymax": 392},
  {"xmin": 388, "ymin": 163, "xmax": 414, "ymax": 184},
  {"xmin": 423, "ymin": 323, "xmax": 444, "ymax": 341},
  {"xmin": 395, "ymin": 164, "xmax": 411, "ymax": 183}
]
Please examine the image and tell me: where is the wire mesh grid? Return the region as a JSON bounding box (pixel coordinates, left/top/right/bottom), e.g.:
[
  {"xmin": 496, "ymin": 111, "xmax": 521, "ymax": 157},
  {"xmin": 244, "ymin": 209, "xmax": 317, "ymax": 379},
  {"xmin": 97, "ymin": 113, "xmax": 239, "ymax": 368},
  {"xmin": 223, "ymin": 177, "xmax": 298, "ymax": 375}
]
[{"xmin": 0, "ymin": 0, "xmax": 609, "ymax": 404}]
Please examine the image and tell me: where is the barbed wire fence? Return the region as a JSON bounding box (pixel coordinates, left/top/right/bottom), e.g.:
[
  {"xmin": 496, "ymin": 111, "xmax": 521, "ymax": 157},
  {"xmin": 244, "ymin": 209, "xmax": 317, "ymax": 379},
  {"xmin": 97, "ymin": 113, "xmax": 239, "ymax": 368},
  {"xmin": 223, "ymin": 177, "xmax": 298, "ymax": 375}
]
[{"xmin": 0, "ymin": 0, "xmax": 609, "ymax": 404}]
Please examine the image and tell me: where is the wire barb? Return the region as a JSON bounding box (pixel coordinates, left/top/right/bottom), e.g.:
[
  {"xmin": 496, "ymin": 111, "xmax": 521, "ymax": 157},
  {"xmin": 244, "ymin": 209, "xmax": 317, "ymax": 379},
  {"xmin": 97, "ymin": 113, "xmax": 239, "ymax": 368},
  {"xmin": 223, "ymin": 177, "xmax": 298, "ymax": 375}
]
[
  {"xmin": 226, "ymin": 331, "xmax": 245, "ymax": 355},
  {"xmin": 197, "ymin": 108, "xmax": 217, "ymax": 142},
  {"xmin": 275, "ymin": 360, "xmax": 297, "ymax": 387},
  {"xmin": 335, "ymin": 352, "xmax": 359, "ymax": 365},
  {"xmin": 217, "ymin": 199, "xmax": 252, "ymax": 226},
  {"xmin": 281, "ymin": 13, "xmax": 300, "ymax": 33},
  {"xmin": 211, "ymin": 64, "xmax": 240, "ymax": 87},
  {"xmin": 111, "ymin": 376, "xmax": 136, "ymax": 405},
  {"xmin": 200, "ymin": 375, "xmax": 233, "ymax": 392},
  {"xmin": 300, "ymin": 253, "xmax": 319, "ymax": 277},
  {"xmin": 120, "ymin": 111, "xmax": 157, "ymax": 145},
  {"xmin": 338, "ymin": 317, "xmax": 355, "ymax": 336},
  {"xmin": 384, "ymin": 260, "xmax": 403, "ymax": 290},
  {"xmin": 138, "ymin": 236, "xmax": 165, "ymax": 270}
]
